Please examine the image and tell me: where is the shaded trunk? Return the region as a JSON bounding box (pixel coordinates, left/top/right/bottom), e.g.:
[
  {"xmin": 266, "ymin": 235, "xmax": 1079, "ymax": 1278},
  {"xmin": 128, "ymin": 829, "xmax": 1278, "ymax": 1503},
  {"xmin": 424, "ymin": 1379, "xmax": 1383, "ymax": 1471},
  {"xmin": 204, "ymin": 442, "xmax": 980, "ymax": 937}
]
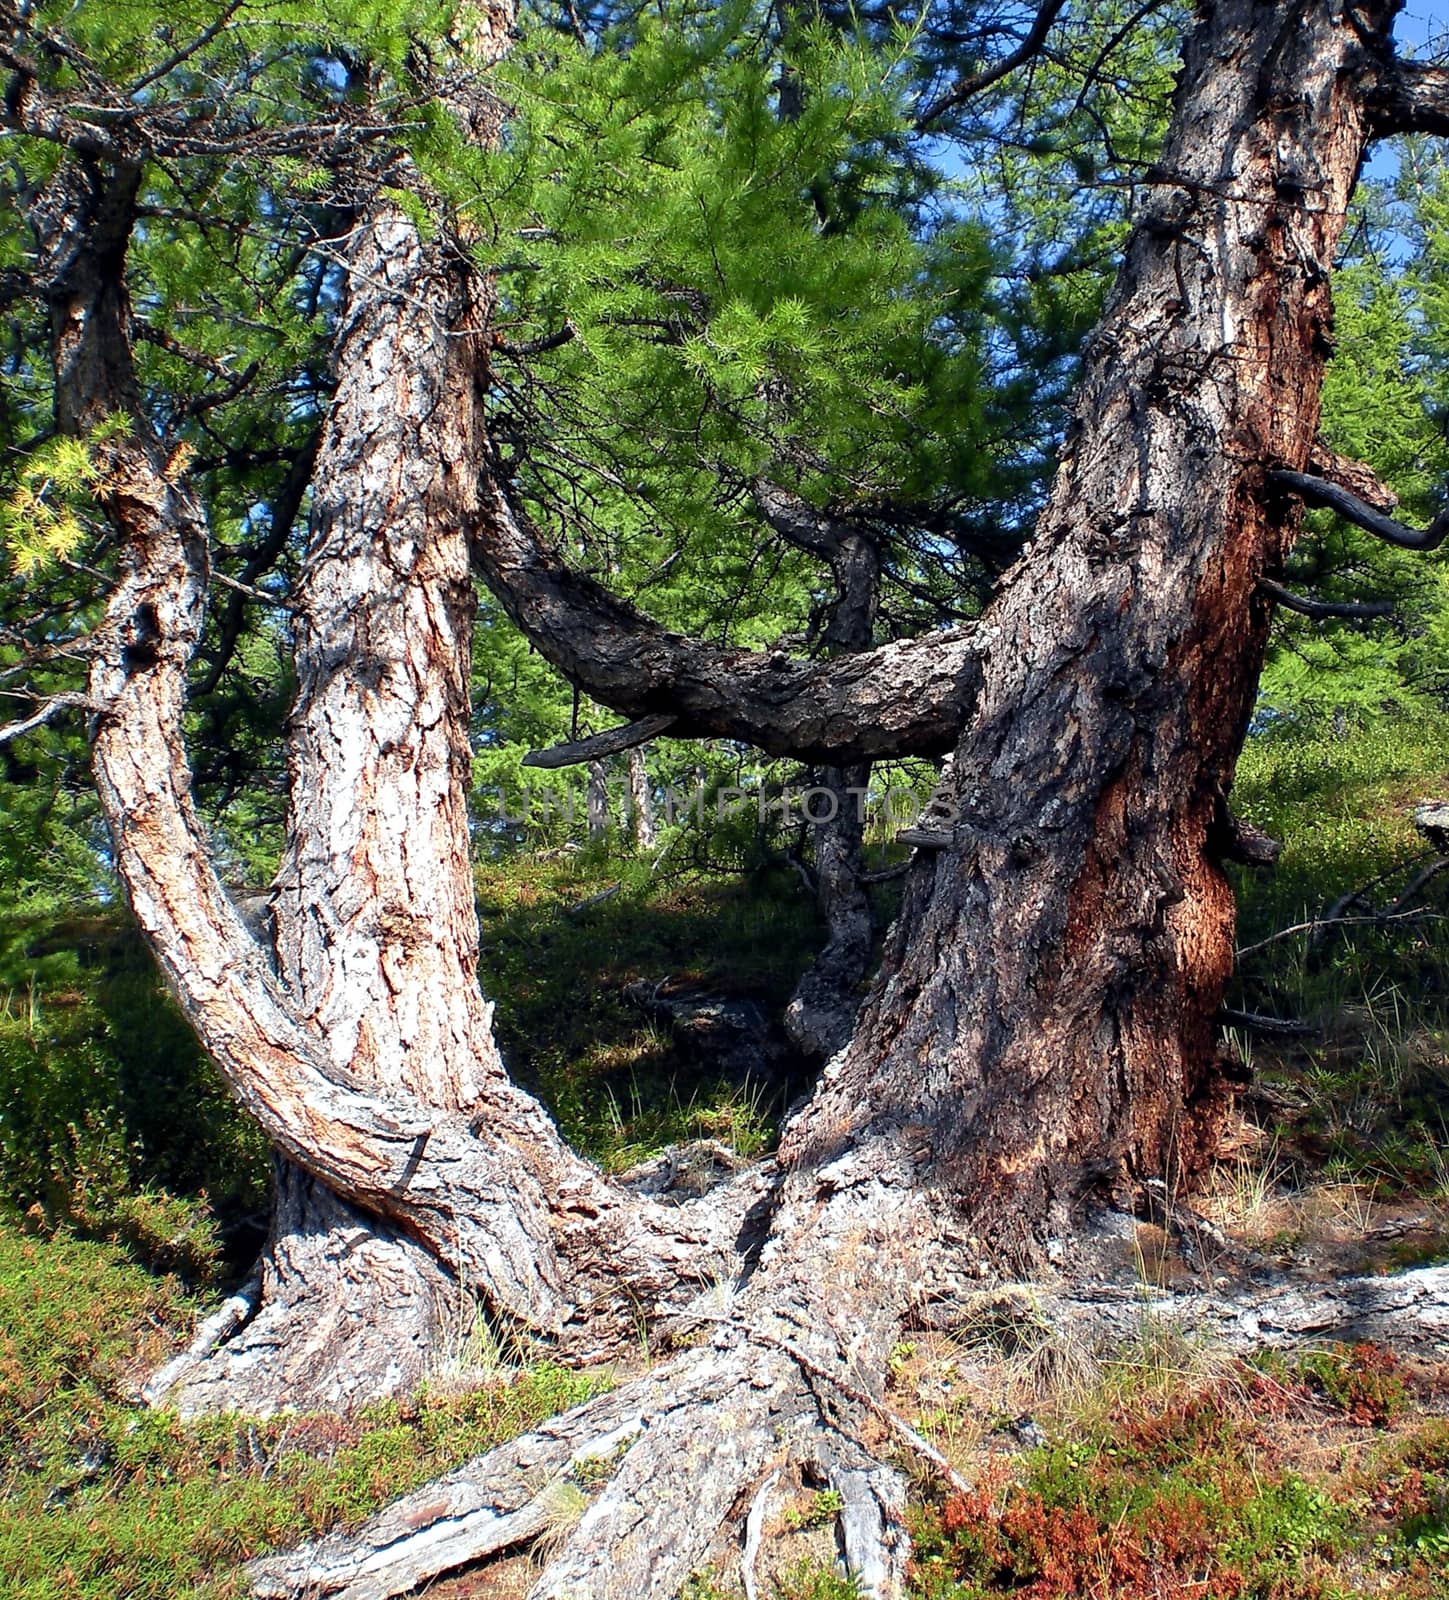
[
  {"xmin": 586, "ymin": 758, "xmax": 610, "ymax": 842},
  {"xmin": 625, "ymin": 744, "xmax": 656, "ymax": 851},
  {"xmin": 784, "ymin": 763, "xmax": 874, "ymax": 1058}
]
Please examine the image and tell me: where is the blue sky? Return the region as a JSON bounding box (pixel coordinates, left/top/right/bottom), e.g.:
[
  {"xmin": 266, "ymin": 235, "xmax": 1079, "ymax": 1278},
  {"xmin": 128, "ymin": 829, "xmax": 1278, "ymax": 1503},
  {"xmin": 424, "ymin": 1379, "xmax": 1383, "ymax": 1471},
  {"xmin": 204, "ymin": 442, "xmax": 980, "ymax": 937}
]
[{"xmin": 1397, "ymin": 1, "xmax": 1449, "ymax": 54}]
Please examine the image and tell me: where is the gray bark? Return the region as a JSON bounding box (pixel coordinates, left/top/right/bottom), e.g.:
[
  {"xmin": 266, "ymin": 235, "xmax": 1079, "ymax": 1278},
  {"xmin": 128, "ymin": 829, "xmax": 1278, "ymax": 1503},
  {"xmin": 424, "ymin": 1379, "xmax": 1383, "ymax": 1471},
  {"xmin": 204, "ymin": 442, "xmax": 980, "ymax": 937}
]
[{"xmin": 625, "ymin": 745, "xmax": 657, "ymax": 852}]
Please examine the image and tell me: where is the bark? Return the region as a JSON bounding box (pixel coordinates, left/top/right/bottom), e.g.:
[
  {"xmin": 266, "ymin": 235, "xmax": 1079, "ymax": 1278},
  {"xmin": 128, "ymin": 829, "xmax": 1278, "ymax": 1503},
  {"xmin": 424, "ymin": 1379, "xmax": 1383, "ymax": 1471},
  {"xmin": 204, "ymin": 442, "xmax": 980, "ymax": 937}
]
[
  {"xmin": 625, "ymin": 744, "xmax": 657, "ymax": 852},
  {"xmin": 38, "ymin": 151, "xmax": 738, "ymax": 1413},
  {"xmin": 753, "ymin": 483, "xmax": 881, "ymax": 1056},
  {"xmin": 38, "ymin": 0, "xmax": 1444, "ymax": 1587},
  {"xmin": 783, "ymin": 762, "xmax": 875, "ymax": 1058},
  {"xmin": 782, "ymin": 0, "xmax": 1389, "ymax": 1254},
  {"xmin": 586, "ymin": 759, "xmax": 610, "ymax": 842},
  {"xmin": 471, "ymin": 480, "xmax": 982, "ymax": 762},
  {"xmin": 252, "ymin": 3, "xmax": 1422, "ymax": 1590}
]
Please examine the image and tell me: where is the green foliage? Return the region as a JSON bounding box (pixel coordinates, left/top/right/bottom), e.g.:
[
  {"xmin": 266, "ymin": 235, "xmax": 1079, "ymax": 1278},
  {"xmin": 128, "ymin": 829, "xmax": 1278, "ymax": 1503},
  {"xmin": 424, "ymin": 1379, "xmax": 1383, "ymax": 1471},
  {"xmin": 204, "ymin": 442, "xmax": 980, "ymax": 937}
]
[
  {"xmin": 1251, "ymin": 1343, "xmax": 1410, "ymax": 1428},
  {"xmin": 0, "ymin": 954, "xmax": 267, "ymax": 1276},
  {"xmin": 1263, "ymin": 145, "xmax": 1449, "ymax": 720},
  {"xmin": 0, "ymin": 433, "xmax": 104, "ymax": 577},
  {"xmin": 772, "ymin": 1559, "xmax": 864, "ymax": 1599},
  {"xmin": 782, "ymin": 1488, "xmax": 845, "ymax": 1532},
  {"xmin": 1229, "ymin": 713, "xmax": 1449, "ymax": 1197}
]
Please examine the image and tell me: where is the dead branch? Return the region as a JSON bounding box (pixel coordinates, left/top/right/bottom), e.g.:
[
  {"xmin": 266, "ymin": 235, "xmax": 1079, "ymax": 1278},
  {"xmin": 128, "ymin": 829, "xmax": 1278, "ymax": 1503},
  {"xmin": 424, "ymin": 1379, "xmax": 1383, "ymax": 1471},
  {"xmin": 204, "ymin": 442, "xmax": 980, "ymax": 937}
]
[
  {"xmin": 0, "ymin": 691, "xmax": 91, "ymax": 745},
  {"xmin": 1257, "ymin": 578, "xmax": 1394, "ymax": 620},
  {"xmin": 523, "ymin": 714, "xmax": 676, "ymax": 769},
  {"xmin": 1269, "ymin": 467, "xmax": 1449, "ymax": 551}
]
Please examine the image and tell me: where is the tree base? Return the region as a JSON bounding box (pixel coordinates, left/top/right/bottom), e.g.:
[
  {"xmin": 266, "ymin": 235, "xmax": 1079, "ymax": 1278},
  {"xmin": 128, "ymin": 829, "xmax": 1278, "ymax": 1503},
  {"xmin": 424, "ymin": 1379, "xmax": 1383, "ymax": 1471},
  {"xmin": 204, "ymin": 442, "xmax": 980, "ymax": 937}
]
[
  {"xmin": 247, "ymin": 1236, "xmax": 1449, "ymax": 1600},
  {"xmin": 146, "ymin": 1166, "xmax": 464, "ymax": 1418}
]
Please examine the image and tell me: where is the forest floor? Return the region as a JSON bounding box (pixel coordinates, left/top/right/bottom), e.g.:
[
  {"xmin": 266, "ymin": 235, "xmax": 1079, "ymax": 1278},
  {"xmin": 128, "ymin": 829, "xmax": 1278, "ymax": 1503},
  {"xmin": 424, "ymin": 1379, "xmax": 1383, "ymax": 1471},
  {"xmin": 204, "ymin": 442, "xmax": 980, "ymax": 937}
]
[{"xmin": 3, "ymin": 716, "xmax": 1449, "ymax": 1599}]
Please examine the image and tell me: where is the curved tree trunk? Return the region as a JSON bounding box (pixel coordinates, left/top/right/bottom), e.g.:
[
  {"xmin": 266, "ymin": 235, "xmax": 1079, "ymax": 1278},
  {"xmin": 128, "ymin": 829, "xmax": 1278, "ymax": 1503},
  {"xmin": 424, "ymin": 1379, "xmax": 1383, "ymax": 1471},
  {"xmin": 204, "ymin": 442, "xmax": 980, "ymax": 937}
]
[
  {"xmin": 37, "ymin": 0, "xmax": 1443, "ymax": 1587},
  {"xmin": 254, "ymin": 1, "xmax": 1411, "ymax": 1592},
  {"xmin": 37, "ymin": 150, "xmax": 736, "ymax": 1413}
]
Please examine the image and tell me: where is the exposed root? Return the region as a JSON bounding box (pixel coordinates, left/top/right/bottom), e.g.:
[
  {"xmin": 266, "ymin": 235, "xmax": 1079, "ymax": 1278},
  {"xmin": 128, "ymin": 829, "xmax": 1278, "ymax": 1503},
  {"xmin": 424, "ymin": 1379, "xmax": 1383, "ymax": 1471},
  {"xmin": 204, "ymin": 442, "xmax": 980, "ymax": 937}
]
[
  {"xmin": 1047, "ymin": 1260, "xmax": 1449, "ymax": 1355},
  {"xmin": 247, "ymin": 1253, "xmax": 1449, "ymax": 1600},
  {"xmin": 141, "ymin": 1266, "xmax": 262, "ymax": 1408},
  {"xmin": 250, "ymin": 1379, "xmax": 664, "ymax": 1599},
  {"xmin": 249, "ymin": 1331, "xmax": 910, "ymax": 1600},
  {"xmin": 741, "ymin": 1468, "xmax": 780, "ymax": 1600},
  {"xmin": 149, "ymin": 1170, "xmax": 463, "ymax": 1418}
]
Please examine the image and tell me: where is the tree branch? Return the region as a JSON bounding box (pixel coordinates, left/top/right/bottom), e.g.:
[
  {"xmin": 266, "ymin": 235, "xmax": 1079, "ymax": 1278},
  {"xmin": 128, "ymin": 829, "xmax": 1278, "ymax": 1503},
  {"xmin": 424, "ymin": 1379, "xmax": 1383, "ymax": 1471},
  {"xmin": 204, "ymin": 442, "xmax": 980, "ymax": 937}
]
[
  {"xmin": 1257, "ymin": 577, "xmax": 1394, "ymax": 620},
  {"xmin": 1368, "ymin": 56, "xmax": 1449, "ymax": 139},
  {"xmin": 0, "ymin": 691, "xmax": 91, "ymax": 745},
  {"xmin": 471, "ymin": 479, "xmax": 982, "ymax": 762},
  {"xmin": 522, "ymin": 714, "xmax": 677, "ymax": 769},
  {"xmin": 1268, "ymin": 468, "xmax": 1449, "ymax": 551},
  {"xmin": 752, "ymin": 478, "xmax": 854, "ymax": 557},
  {"xmin": 915, "ymin": 0, "xmax": 1068, "ymax": 128}
]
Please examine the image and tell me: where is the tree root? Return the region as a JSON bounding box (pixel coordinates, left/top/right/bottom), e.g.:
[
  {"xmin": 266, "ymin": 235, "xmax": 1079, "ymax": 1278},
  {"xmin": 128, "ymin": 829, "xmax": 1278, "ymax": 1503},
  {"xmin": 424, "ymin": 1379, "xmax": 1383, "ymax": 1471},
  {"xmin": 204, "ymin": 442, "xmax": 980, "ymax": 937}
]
[
  {"xmin": 150, "ymin": 1170, "xmax": 464, "ymax": 1418},
  {"xmin": 1064, "ymin": 1260, "xmax": 1449, "ymax": 1352},
  {"xmin": 249, "ymin": 1333, "xmax": 908, "ymax": 1600},
  {"xmin": 248, "ymin": 1258, "xmax": 1449, "ymax": 1600}
]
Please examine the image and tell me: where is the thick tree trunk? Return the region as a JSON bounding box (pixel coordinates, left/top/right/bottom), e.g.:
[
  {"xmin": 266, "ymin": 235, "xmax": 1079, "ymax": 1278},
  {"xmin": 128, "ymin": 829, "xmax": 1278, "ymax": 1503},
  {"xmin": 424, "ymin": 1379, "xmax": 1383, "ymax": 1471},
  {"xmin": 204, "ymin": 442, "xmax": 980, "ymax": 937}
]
[
  {"xmin": 162, "ymin": 207, "xmax": 532, "ymax": 1412},
  {"xmin": 37, "ymin": 150, "xmax": 737, "ymax": 1413},
  {"xmin": 252, "ymin": 2, "xmax": 1413, "ymax": 1592},
  {"xmin": 783, "ymin": 0, "xmax": 1381, "ymax": 1253}
]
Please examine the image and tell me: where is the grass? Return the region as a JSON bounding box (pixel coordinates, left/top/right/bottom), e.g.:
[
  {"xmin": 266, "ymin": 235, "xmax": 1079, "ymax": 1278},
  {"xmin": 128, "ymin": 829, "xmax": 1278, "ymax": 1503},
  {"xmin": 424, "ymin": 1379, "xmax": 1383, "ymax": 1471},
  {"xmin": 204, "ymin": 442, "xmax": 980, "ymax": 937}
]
[
  {"xmin": 474, "ymin": 850, "xmax": 829, "ymax": 1168},
  {"xmin": 1229, "ymin": 714, "xmax": 1449, "ymax": 1213},
  {"xmin": 0, "ymin": 1223, "xmax": 607, "ymax": 1600}
]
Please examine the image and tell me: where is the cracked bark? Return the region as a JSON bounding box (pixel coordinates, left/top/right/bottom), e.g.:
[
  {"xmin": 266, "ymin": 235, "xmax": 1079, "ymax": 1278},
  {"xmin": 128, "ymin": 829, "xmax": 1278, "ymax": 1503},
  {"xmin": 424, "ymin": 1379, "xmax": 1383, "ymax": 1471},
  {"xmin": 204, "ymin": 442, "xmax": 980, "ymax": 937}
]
[
  {"xmin": 252, "ymin": 3, "xmax": 1421, "ymax": 1594},
  {"xmin": 36, "ymin": 0, "xmax": 1444, "ymax": 1588}
]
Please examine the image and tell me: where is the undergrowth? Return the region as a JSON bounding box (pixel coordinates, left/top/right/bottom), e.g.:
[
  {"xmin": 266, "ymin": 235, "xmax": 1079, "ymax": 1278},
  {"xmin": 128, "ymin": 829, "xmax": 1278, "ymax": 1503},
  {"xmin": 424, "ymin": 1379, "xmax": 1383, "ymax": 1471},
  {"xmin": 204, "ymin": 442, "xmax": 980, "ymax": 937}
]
[
  {"xmin": 907, "ymin": 1344, "xmax": 1448, "ymax": 1599},
  {"xmin": 0, "ymin": 1225, "xmax": 606, "ymax": 1600},
  {"xmin": 3, "ymin": 712, "xmax": 1449, "ymax": 1595}
]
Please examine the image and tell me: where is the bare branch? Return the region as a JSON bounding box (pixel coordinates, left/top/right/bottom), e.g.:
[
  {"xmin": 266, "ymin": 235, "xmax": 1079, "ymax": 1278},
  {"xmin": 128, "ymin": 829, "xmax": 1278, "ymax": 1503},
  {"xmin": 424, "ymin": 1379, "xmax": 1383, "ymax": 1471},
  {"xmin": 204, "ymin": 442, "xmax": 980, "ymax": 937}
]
[
  {"xmin": 1306, "ymin": 441, "xmax": 1400, "ymax": 512},
  {"xmin": 126, "ymin": 0, "xmax": 245, "ymax": 96},
  {"xmin": 1235, "ymin": 906, "xmax": 1445, "ymax": 960},
  {"xmin": 522, "ymin": 714, "xmax": 676, "ymax": 769},
  {"xmin": 1369, "ymin": 57, "xmax": 1449, "ymax": 139},
  {"xmin": 915, "ymin": 0, "xmax": 1068, "ymax": 128},
  {"xmin": 0, "ymin": 691, "xmax": 91, "ymax": 746},
  {"xmin": 1257, "ymin": 578, "xmax": 1394, "ymax": 620},
  {"xmin": 1217, "ymin": 1005, "xmax": 1319, "ymax": 1038},
  {"xmin": 494, "ymin": 321, "xmax": 576, "ymax": 360},
  {"xmin": 1268, "ymin": 468, "xmax": 1449, "ymax": 552}
]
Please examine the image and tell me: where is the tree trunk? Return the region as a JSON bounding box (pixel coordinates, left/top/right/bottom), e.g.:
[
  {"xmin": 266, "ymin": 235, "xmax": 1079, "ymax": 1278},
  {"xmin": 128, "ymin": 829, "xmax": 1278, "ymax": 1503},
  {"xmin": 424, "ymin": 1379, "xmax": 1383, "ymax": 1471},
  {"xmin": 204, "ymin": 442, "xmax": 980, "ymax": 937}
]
[
  {"xmin": 160, "ymin": 206, "xmax": 532, "ymax": 1412},
  {"xmin": 38, "ymin": 149, "xmax": 735, "ymax": 1414},
  {"xmin": 784, "ymin": 0, "xmax": 1382, "ymax": 1252},
  {"xmin": 586, "ymin": 758, "xmax": 610, "ymax": 843},
  {"xmin": 783, "ymin": 764, "xmax": 874, "ymax": 1057},
  {"xmin": 253, "ymin": 1, "xmax": 1412, "ymax": 1591},
  {"xmin": 625, "ymin": 744, "xmax": 656, "ymax": 852}
]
